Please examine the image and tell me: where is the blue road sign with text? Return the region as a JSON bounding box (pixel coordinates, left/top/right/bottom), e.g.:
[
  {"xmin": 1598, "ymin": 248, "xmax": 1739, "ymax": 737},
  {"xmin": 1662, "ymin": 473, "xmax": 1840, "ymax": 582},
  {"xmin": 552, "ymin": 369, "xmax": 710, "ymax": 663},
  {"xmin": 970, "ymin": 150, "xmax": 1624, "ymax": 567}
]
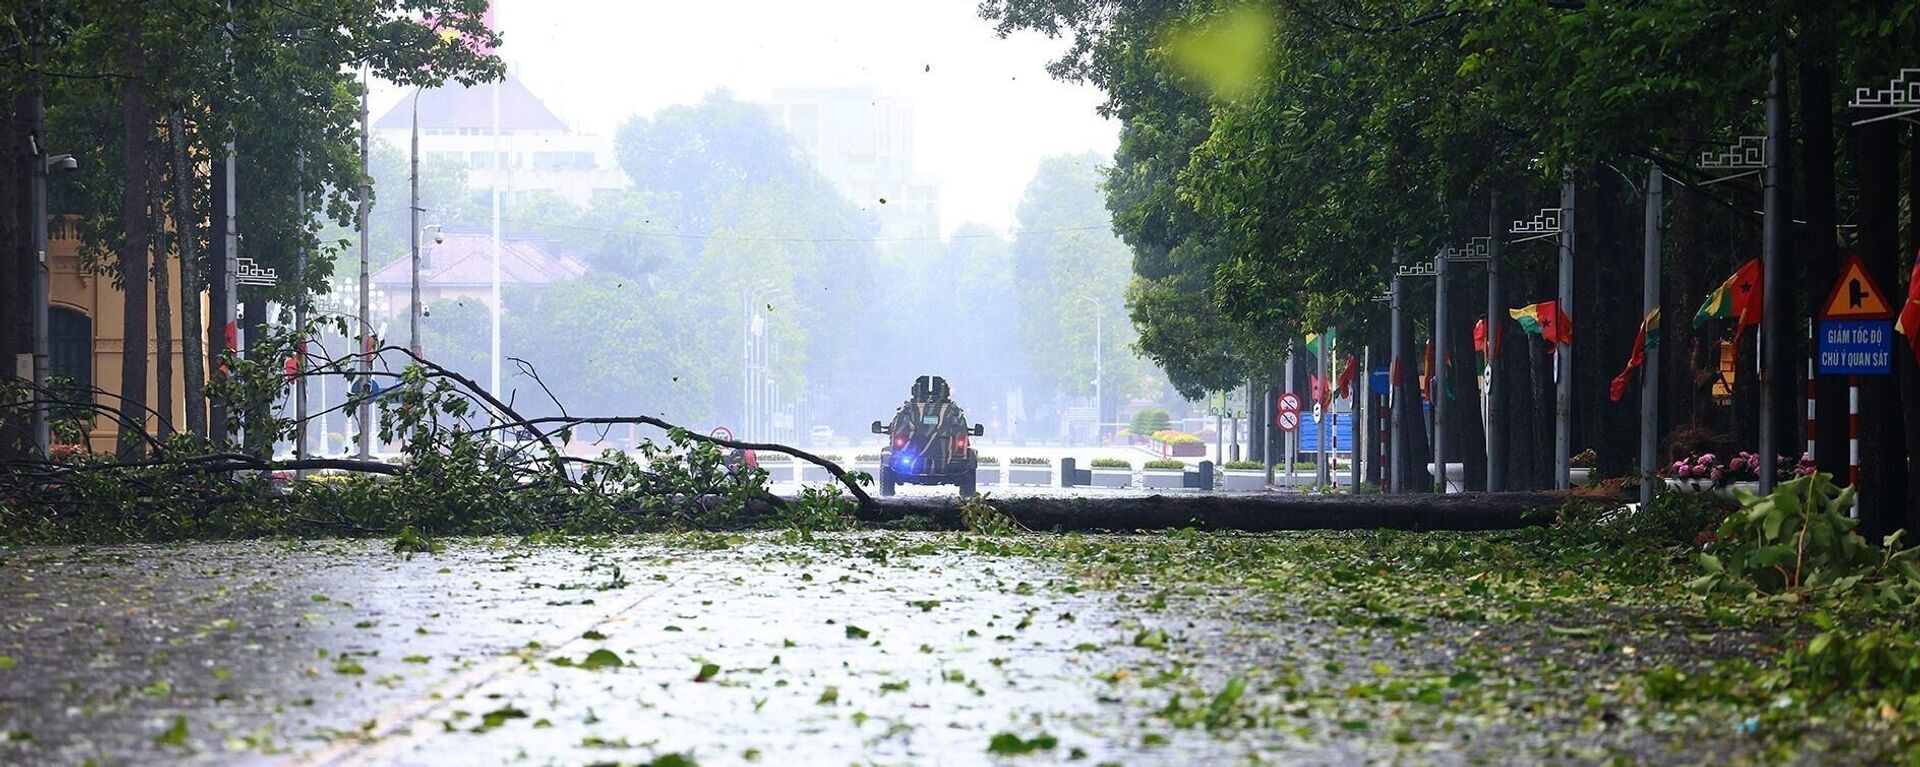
[{"xmin": 1818, "ymin": 320, "xmax": 1893, "ymax": 376}]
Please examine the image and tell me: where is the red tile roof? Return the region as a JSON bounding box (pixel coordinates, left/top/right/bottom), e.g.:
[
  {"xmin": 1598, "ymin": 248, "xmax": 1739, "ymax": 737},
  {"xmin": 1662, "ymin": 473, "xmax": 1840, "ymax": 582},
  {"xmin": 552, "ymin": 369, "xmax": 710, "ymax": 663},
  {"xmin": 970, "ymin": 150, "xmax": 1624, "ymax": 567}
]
[{"xmin": 371, "ymin": 232, "xmax": 586, "ymax": 289}]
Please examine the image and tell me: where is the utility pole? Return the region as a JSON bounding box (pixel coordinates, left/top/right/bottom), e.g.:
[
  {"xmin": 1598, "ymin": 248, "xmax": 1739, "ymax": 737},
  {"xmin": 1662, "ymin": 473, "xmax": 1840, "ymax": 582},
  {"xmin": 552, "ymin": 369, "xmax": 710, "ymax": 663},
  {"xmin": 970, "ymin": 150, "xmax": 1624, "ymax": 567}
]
[
  {"xmin": 28, "ymin": 66, "xmax": 50, "ymax": 457},
  {"xmin": 221, "ymin": 0, "xmax": 240, "ymax": 450},
  {"xmin": 1354, "ymin": 345, "xmax": 1367, "ymax": 492},
  {"xmin": 1641, "ymin": 165, "xmax": 1664, "ymax": 508},
  {"xmin": 1555, "ymin": 181, "xmax": 1575, "ymax": 490},
  {"xmin": 294, "ymin": 153, "xmax": 307, "ymax": 473},
  {"xmin": 1486, "ymin": 193, "xmax": 1504, "ymax": 491},
  {"xmin": 1434, "ymin": 248, "xmax": 1449, "ymax": 493},
  {"xmin": 1758, "ymin": 51, "xmax": 1785, "ymax": 493},
  {"xmin": 1282, "ymin": 348, "xmax": 1295, "ymax": 487},
  {"xmin": 356, "ymin": 70, "xmax": 373, "ymax": 460},
  {"xmin": 1316, "ymin": 328, "xmax": 1332, "ymax": 487},
  {"xmin": 1388, "ymin": 267, "xmax": 1405, "ymax": 493},
  {"xmin": 490, "ymin": 76, "xmax": 502, "ymax": 402},
  {"xmin": 408, "ymin": 89, "xmax": 423, "ymax": 357}
]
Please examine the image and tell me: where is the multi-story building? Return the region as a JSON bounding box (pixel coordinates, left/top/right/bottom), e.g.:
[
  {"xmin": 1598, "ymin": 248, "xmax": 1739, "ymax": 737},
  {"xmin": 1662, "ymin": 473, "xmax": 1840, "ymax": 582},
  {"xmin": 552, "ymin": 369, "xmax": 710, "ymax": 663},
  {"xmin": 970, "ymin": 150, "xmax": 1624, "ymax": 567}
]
[
  {"xmin": 762, "ymin": 86, "xmax": 940, "ymax": 243},
  {"xmin": 374, "ymin": 74, "xmax": 627, "ymax": 206}
]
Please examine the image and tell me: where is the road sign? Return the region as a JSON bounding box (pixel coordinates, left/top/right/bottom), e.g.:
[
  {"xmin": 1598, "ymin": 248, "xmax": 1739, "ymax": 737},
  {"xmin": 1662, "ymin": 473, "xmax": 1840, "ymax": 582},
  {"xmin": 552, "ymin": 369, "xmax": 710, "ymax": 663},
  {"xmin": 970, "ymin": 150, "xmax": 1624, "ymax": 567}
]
[
  {"xmin": 1821, "ymin": 254, "xmax": 1896, "ymax": 320},
  {"xmin": 1274, "ymin": 392, "xmax": 1301, "ymax": 433},
  {"xmin": 1818, "ymin": 320, "xmax": 1893, "ymax": 375}
]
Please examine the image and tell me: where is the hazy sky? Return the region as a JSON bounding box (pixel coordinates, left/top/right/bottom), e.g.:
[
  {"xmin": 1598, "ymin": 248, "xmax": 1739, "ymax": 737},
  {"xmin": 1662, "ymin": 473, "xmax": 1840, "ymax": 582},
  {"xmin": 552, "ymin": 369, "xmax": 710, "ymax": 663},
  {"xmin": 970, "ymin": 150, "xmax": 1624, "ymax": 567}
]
[{"xmin": 372, "ymin": 0, "xmax": 1119, "ymax": 236}]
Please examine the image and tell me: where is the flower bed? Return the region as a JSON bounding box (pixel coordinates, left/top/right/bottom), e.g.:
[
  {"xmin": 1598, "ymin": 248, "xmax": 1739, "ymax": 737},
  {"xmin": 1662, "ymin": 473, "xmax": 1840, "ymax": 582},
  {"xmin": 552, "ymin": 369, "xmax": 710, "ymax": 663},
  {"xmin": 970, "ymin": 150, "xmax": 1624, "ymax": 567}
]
[
  {"xmin": 1150, "ymin": 430, "xmax": 1207, "ymax": 457},
  {"xmin": 1141, "ymin": 458, "xmax": 1187, "ymax": 490},
  {"xmin": 1008, "ymin": 457, "xmax": 1052, "ymax": 486},
  {"xmin": 1662, "ymin": 450, "xmax": 1816, "ymax": 490}
]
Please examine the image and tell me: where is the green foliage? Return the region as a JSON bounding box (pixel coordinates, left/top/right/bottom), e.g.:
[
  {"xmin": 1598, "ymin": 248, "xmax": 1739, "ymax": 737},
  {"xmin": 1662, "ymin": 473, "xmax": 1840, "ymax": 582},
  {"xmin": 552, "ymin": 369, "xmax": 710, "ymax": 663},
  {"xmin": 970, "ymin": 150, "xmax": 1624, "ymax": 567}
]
[
  {"xmin": 1693, "ymin": 473, "xmax": 1891, "ymax": 596},
  {"xmin": 1089, "ymin": 458, "xmax": 1132, "ymax": 469},
  {"xmin": 1130, "ymin": 407, "xmax": 1174, "ymax": 435},
  {"xmin": 1144, "ymin": 459, "xmax": 1186, "ymax": 470},
  {"xmin": 958, "ymin": 494, "xmax": 1022, "ymax": 535},
  {"xmin": 1552, "ymin": 491, "xmax": 1735, "ymax": 553},
  {"xmin": 1220, "ymin": 460, "xmax": 1263, "ymax": 470}
]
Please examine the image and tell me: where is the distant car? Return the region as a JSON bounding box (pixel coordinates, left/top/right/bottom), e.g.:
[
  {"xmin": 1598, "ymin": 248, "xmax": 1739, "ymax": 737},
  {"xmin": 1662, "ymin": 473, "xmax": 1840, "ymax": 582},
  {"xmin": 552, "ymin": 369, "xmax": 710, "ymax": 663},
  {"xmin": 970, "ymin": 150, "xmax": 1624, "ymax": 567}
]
[
  {"xmin": 870, "ymin": 375, "xmax": 984, "ymax": 497},
  {"xmin": 810, "ymin": 425, "xmax": 835, "ymax": 445}
]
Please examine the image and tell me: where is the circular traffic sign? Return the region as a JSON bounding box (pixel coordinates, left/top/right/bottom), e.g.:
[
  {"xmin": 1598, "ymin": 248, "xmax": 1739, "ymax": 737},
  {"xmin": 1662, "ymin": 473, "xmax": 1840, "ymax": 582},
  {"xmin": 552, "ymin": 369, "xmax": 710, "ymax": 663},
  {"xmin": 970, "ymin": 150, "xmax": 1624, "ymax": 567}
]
[{"xmin": 1275, "ymin": 392, "xmax": 1301, "ymax": 433}]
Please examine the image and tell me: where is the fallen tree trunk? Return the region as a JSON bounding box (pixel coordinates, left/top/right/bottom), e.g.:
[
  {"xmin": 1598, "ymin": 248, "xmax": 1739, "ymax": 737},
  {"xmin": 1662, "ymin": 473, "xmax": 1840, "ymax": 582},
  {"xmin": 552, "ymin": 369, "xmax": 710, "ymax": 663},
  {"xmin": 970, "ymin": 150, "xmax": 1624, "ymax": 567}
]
[{"xmin": 859, "ymin": 492, "xmax": 1567, "ymax": 532}]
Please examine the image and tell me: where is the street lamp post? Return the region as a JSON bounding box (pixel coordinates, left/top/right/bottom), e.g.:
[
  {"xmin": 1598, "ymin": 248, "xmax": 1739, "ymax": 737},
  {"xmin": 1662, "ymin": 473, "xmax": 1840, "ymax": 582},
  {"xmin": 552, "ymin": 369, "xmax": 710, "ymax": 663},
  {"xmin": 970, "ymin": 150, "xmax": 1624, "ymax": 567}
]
[
  {"xmin": 408, "ymin": 86, "xmax": 426, "ymax": 357},
  {"xmin": 1069, "ymin": 295, "xmax": 1104, "ymax": 441},
  {"xmin": 357, "ymin": 68, "xmax": 373, "ymax": 460},
  {"xmin": 1509, "ymin": 204, "xmax": 1573, "ymax": 489},
  {"xmin": 29, "ymin": 137, "xmax": 76, "ymax": 457}
]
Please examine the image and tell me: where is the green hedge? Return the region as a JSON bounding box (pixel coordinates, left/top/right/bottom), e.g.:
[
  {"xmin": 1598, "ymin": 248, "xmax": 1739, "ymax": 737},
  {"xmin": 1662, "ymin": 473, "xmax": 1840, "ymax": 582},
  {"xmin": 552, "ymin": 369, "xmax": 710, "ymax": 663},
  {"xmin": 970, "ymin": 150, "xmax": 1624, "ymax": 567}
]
[
  {"xmin": 1090, "ymin": 458, "xmax": 1132, "ymax": 469},
  {"xmin": 1144, "ymin": 459, "xmax": 1185, "ymax": 470}
]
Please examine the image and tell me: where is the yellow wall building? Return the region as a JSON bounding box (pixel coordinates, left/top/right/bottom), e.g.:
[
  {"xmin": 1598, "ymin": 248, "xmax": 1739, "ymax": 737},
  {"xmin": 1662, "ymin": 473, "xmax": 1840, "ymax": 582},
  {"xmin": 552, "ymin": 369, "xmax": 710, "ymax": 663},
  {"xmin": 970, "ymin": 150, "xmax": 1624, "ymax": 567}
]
[{"xmin": 46, "ymin": 217, "xmax": 205, "ymax": 453}]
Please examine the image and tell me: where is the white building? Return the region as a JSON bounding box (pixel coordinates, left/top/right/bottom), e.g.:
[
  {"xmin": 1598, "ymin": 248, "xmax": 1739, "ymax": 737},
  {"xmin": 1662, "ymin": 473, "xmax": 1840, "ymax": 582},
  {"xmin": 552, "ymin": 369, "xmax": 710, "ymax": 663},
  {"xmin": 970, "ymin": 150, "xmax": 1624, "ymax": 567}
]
[
  {"xmin": 374, "ymin": 74, "xmax": 627, "ymax": 206},
  {"xmin": 762, "ymin": 86, "xmax": 940, "ymax": 243}
]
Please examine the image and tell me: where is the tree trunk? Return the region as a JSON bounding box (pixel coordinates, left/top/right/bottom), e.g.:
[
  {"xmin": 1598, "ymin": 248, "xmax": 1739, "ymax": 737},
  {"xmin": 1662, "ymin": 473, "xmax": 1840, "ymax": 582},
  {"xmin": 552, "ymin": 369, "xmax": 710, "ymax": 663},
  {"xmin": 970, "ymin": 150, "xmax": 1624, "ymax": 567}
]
[
  {"xmin": 1398, "ymin": 315, "xmax": 1433, "ymax": 492},
  {"xmin": 1799, "ymin": 17, "xmax": 1846, "ymax": 482},
  {"xmin": 1854, "ymin": 88, "xmax": 1909, "ymax": 540},
  {"xmin": 1905, "ymin": 108, "xmax": 1920, "ymax": 519},
  {"xmin": 208, "ymin": 149, "xmax": 228, "ymax": 445},
  {"xmin": 1447, "ymin": 239, "xmax": 1487, "ymax": 491},
  {"xmin": 1664, "ymin": 178, "xmax": 1710, "ymax": 454},
  {"xmin": 867, "ymin": 492, "xmax": 1561, "ymax": 532},
  {"xmin": 1497, "ymin": 269, "xmax": 1535, "ymax": 489},
  {"xmin": 170, "ymin": 110, "xmax": 206, "ymax": 439},
  {"xmin": 116, "ymin": 27, "xmax": 152, "ymax": 460},
  {"xmin": 150, "ymin": 125, "xmax": 172, "ymax": 436},
  {"xmin": 1582, "ymin": 171, "xmax": 1639, "ymax": 478},
  {"xmin": 0, "ymin": 95, "xmax": 31, "ymax": 459}
]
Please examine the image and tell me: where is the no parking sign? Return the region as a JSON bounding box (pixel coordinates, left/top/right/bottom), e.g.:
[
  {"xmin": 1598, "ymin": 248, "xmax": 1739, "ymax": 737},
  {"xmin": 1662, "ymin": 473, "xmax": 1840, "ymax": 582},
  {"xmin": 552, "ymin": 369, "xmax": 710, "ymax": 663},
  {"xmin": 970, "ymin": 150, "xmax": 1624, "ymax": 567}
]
[{"xmin": 1274, "ymin": 392, "xmax": 1301, "ymax": 433}]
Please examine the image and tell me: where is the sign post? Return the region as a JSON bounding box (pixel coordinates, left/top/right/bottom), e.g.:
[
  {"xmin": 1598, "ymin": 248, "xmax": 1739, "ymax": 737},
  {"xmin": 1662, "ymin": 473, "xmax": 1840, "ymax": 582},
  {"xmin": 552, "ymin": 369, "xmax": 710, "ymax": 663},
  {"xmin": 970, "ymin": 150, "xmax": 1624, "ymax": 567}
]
[
  {"xmin": 1816, "ymin": 254, "xmax": 1893, "ymax": 507},
  {"xmin": 1817, "ymin": 254, "xmax": 1895, "ymax": 375}
]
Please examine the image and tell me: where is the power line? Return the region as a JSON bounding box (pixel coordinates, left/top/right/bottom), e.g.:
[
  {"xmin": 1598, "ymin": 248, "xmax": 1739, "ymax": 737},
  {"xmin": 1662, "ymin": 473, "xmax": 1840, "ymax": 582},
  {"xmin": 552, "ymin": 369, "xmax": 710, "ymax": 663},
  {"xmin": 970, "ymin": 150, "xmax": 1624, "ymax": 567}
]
[{"xmin": 421, "ymin": 208, "xmax": 1112, "ymax": 244}]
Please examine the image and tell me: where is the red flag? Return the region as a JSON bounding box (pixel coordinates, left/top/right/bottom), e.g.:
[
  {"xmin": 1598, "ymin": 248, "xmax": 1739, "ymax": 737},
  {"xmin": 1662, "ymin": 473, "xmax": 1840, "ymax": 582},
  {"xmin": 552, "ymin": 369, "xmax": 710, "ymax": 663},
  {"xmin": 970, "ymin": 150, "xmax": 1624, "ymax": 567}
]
[
  {"xmin": 219, "ymin": 321, "xmax": 237, "ymax": 375},
  {"xmin": 1609, "ymin": 308, "xmax": 1661, "ymax": 402},
  {"xmin": 1421, "ymin": 339, "xmax": 1435, "ymax": 402},
  {"xmin": 1390, "ymin": 354, "xmax": 1403, "ymax": 388},
  {"xmin": 1728, "ymin": 258, "xmax": 1763, "ymax": 359},
  {"xmin": 1310, "ymin": 373, "xmax": 1325, "ymax": 407},
  {"xmin": 1335, "ymin": 354, "xmax": 1360, "ymax": 399},
  {"xmin": 1898, "ymin": 250, "xmax": 1920, "ymax": 362},
  {"xmin": 1473, "ymin": 318, "xmax": 1486, "ymax": 354}
]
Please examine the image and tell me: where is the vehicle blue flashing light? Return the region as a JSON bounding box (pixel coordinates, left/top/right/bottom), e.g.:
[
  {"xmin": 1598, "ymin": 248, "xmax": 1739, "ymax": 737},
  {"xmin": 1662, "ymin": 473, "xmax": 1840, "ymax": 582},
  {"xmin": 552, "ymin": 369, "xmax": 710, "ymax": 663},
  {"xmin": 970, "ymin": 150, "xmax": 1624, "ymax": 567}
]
[{"xmin": 894, "ymin": 451, "xmax": 916, "ymax": 471}]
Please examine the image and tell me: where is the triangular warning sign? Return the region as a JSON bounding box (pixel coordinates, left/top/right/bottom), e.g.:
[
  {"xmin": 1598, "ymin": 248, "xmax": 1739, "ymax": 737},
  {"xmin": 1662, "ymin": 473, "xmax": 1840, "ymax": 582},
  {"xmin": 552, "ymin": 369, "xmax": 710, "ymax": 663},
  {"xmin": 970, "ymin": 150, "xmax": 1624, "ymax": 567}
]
[{"xmin": 1821, "ymin": 254, "xmax": 1896, "ymax": 320}]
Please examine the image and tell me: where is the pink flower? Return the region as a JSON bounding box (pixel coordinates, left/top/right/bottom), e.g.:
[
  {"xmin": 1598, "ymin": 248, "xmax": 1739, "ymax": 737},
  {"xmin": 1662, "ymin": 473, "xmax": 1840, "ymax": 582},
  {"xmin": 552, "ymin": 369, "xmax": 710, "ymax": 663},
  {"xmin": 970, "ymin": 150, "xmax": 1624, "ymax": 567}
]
[
  {"xmin": 1728, "ymin": 457, "xmax": 1746, "ymax": 472},
  {"xmin": 1701, "ymin": 453, "xmax": 1717, "ymax": 464},
  {"xmin": 1710, "ymin": 468, "xmax": 1724, "ymax": 482}
]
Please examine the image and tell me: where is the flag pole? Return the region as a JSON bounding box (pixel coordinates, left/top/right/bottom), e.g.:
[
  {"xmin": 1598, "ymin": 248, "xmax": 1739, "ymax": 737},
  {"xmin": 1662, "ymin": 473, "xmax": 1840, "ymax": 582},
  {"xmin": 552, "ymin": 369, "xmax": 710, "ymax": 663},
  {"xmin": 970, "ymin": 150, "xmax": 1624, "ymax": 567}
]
[
  {"xmin": 1555, "ymin": 181, "xmax": 1575, "ymax": 490},
  {"xmin": 1641, "ymin": 165, "xmax": 1664, "ymax": 508}
]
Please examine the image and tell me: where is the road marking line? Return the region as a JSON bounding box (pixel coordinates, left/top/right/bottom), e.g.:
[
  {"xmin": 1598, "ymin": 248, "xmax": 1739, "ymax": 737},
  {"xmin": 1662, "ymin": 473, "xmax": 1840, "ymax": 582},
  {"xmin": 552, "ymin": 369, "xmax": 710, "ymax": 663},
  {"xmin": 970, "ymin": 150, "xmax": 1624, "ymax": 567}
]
[{"xmin": 286, "ymin": 571, "xmax": 693, "ymax": 767}]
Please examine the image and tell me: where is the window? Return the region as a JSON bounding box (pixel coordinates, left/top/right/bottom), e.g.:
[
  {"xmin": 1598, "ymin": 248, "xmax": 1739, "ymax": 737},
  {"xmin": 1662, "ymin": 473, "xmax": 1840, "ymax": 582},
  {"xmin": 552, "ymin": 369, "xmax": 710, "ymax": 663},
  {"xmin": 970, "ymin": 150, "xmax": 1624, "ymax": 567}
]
[{"xmin": 47, "ymin": 306, "xmax": 93, "ymax": 429}]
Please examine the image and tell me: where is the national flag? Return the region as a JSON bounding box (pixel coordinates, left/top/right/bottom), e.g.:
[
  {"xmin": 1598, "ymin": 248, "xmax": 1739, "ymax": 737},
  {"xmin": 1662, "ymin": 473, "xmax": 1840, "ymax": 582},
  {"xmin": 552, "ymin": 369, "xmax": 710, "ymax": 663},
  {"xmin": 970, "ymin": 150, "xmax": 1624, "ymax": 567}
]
[
  {"xmin": 1305, "ymin": 328, "xmax": 1335, "ymax": 360},
  {"xmin": 1421, "ymin": 339, "xmax": 1435, "ymax": 402},
  {"xmin": 1473, "ymin": 317, "xmax": 1486, "ymax": 361},
  {"xmin": 1390, "ymin": 354, "xmax": 1403, "ymax": 388},
  {"xmin": 1509, "ymin": 301, "xmax": 1571, "ymax": 347},
  {"xmin": 1898, "ymin": 249, "xmax": 1920, "ymax": 362},
  {"xmin": 1335, "ymin": 354, "xmax": 1361, "ymax": 399},
  {"xmin": 1694, "ymin": 258, "xmax": 1763, "ymax": 329},
  {"xmin": 1608, "ymin": 308, "xmax": 1661, "ymax": 402},
  {"xmin": 1310, "ymin": 373, "xmax": 1325, "ymax": 407}
]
